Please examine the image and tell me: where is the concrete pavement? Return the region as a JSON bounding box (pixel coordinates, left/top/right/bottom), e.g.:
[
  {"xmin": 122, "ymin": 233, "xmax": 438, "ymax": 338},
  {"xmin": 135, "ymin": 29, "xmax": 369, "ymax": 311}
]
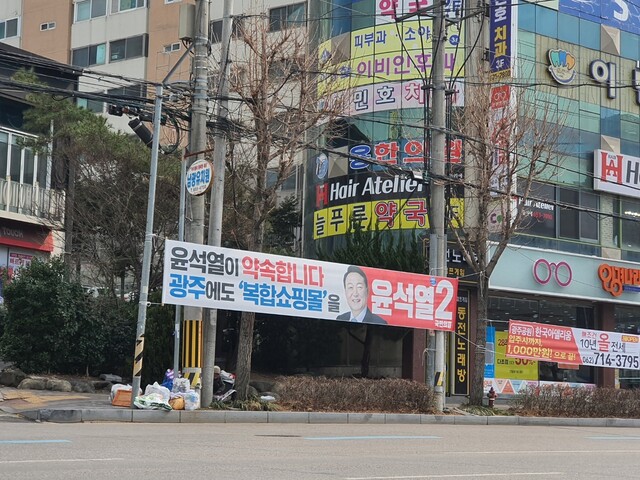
[{"xmin": 2, "ymin": 386, "xmax": 640, "ymax": 426}]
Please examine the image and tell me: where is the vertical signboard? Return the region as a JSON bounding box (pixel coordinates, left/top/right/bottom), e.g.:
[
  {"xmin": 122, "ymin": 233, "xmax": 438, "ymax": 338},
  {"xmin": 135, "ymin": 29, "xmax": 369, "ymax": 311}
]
[
  {"xmin": 489, "ymin": 0, "xmax": 513, "ymax": 77},
  {"xmin": 452, "ymin": 290, "xmax": 469, "ymax": 395}
]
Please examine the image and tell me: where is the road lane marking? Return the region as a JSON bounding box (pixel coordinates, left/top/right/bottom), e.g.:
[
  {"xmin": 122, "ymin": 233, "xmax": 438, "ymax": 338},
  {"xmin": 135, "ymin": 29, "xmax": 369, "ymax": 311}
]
[
  {"xmin": 587, "ymin": 436, "xmax": 640, "ymax": 440},
  {"xmin": 0, "ymin": 458, "xmax": 125, "ymax": 465},
  {"xmin": 0, "ymin": 440, "xmax": 71, "ymax": 444},
  {"xmin": 305, "ymin": 436, "xmax": 441, "ymax": 441},
  {"xmin": 345, "ymin": 473, "xmax": 564, "ymax": 479}
]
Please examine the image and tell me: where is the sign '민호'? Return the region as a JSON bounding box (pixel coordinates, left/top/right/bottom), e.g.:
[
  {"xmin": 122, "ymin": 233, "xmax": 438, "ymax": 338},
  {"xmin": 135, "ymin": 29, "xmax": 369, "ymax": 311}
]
[{"xmin": 162, "ymin": 240, "xmax": 458, "ymax": 331}]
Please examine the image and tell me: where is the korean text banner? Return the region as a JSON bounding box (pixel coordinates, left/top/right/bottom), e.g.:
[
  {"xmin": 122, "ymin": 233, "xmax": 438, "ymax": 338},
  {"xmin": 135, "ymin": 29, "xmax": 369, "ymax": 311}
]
[
  {"xmin": 162, "ymin": 240, "xmax": 458, "ymax": 331},
  {"xmin": 506, "ymin": 320, "xmax": 640, "ymax": 370}
]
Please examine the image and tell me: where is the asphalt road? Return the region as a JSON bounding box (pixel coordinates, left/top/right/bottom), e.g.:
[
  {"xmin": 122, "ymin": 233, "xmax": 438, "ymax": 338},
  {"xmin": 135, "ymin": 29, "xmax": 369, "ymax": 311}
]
[{"xmin": 1, "ymin": 422, "xmax": 640, "ymax": 479}]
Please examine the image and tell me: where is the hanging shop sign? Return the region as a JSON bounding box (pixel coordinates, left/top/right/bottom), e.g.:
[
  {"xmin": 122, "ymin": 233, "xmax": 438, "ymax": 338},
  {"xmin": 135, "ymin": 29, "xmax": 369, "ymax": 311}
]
[
  {"xmin": 163, "ymin": 240, "xmax": 458, "ymax": 331},
  {"xmin": 547, "ymin": 49, "xmax": 576, "ymax": 85},
  {"xmin": 186, "ymin": 159, "xmax": 213, "ymax": 196},
  {"xmin": 452, "ymin": 291, "xmax": 469, "ymax": 395},
  {"xmin": 593, "ymin": 150, "xmax": 640, "ymax": 199},
  {"xmin": 375, "ymin": 0, "xmax": 463, "ymax": 24},
  {"xmin": 506, "ymin": 319, "xmax": 640, "ymax": 370},
  {"xmin": 489, "ymin": 0, "xmax": 515, "ymax": 77}
]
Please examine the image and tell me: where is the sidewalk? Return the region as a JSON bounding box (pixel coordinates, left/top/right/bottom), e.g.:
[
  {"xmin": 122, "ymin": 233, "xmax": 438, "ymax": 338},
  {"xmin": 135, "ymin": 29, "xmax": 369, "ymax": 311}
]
[{"xmin": 2, "ymin": 386, "xmax": 640, "ymax": 427}]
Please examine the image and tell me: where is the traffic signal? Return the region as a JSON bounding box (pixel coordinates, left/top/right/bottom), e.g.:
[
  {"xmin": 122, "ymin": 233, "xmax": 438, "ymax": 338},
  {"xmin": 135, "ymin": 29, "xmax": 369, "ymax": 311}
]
[
  {"xmin": 107, "ymin": 104, "xmax": 123, "ymax": 116},
  {"xmin": 128, "ymin": 118, "xmax": 153, "ymax": 148}
]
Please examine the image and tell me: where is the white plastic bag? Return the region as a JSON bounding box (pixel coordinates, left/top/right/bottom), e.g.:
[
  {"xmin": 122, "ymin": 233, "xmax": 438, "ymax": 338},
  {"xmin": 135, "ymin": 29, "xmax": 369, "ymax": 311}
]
[
  {"xmin": 184, "ymin": 390, "xmax": 200, "ymax": 411},
  {"xmin": 144, "ymin": 382, "xmax": 170, "ymax": 402},
  {"xmin": 134, "ymin": 392, "xmax": 172, "ymax": 411},
  {"xmin": 172, "ymin": 377, "xmax": 191, "ymax": 393}
]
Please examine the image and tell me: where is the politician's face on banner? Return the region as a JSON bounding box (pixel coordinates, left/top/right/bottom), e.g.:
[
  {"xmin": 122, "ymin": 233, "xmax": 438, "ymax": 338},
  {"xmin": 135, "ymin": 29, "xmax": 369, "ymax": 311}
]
[{"xmin": 344, "ymin": 270, "xmax": 368, "ymax": 317}]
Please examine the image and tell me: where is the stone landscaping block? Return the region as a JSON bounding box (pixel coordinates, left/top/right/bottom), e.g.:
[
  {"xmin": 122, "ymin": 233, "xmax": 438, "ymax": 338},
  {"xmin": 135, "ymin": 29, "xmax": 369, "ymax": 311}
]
[
  {"xmin": 384, "ymin": 413, "xmax": 421, "ymax": 424},
  {"xmin": 309, "ymin": 412, "xmax": 348, "ymax": 424},
  {"xmin": 347, "ymin": 413, "xmax": 385, "ymax": 424}
]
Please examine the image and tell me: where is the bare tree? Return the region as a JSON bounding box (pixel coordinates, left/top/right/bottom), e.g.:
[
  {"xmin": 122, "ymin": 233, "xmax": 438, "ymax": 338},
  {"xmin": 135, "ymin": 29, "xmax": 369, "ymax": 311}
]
[
  {"xmin": 448, "ymin": 66, "xmax": 565, "ymax": 405},
  {"xmin": 219, "ymin": 14, "xmax": 346, "ymax": 399}
]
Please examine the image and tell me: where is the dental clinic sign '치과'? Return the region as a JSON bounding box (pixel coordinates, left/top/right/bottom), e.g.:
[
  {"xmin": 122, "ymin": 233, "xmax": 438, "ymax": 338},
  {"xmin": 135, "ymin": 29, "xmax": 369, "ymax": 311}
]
[{"xmin": 162, "ymin": 240, "xmax": 458, "ymax": 331}]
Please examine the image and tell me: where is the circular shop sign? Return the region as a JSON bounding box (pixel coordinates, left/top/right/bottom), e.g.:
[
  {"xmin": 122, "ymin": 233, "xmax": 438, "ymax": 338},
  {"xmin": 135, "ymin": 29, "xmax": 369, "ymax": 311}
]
[{"xmin": 186, "ymin": 159, "xmax": 213, "ymax": 196}]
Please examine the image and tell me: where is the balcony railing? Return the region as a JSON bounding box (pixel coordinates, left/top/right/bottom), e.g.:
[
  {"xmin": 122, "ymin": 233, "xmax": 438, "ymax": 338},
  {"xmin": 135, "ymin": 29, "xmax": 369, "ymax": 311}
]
[{"xmin": 0, "ymin": 177, "xmax": 65, "ymax": 223}]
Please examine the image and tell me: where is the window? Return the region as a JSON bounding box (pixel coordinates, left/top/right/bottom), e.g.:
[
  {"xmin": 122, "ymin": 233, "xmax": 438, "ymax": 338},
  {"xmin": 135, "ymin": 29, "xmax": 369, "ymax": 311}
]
[
  {"xmin": 165, "ymin": 0, "xmax": 181, "ymax": 3},
  {"xmin": 109, "ymin": 34, "xmax": 147, "ymax": 62},
  {"xmin": 107, "ymin": 84, "xmax": 147, "ymax": 101},
  {"xmin": 620, "ymin": 198, "xmax": 640, "ymax": 250},
  {"xmin": 558, "ymin": 188, "xmax": 598, "ymax": 241},
  {"xmin": 71, "ymin": 43, "xmax": 106, "ymax": 67},
  {"xmin": 0, "ymin": 18, "xmax": 18, "ymax": 39},
  {"xmin": 77, "ymin": 98, "xmax": 104, "ymax": 113},
  {"xmin": 111, "ymin": 0, "xmax": 145, "ymax": 14},
  {"xmin": 40, "ymin": 22, "xmax": 56, "ymax": 31},
  {"xmin": 0, "ymin": 129, "xmax": 44, "ymax": 188},
  {"xmin": 269, "ymin": 2, "xmax": 306, "ymax": 32},
  {"xmin": 75, "ymin": 0, "xmax": 106, "ymax": 22},
  {"xmin": 163, "ymin": 42, "xmax": 180, "ymax": 53},
  {"xmin": 209, "ymin": 17, "xmax": 243, "ymax": 43}
]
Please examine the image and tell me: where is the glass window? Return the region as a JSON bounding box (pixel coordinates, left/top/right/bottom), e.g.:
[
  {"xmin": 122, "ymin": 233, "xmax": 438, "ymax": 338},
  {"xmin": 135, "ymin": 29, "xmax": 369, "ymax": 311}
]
[
  {"xmin": 0, "ymin": 18, "xmax": 18, "ymax": 39},
  {"xmin": 23, "ymin": 149, "xmax": 34, "ymax": 185},
  {"xmin": 9, "ymin": 137, "xmax": 21, "ymax": 181},
  {"xmin": 71, "ymin": 43, "xmax": 106, "ymax": 67},
  {"xmin": 519, "ymin": 180, "xmax": 556, "ymax": 238},
  {"xmin": 621, "ymin": 31, "xmax": 640, "ymax": 60},
  {"xmin": 269, "ymin": 2, "xmax": 306, "ymax": 31},
  {"xmin": 519, "ymin": 3, "xmax": 535, "ymax": 32},
  {"xmin": 579, "ymin": 18, "xmax": 600, "ymax": 50},
  {"xmin": 77, "ymin": 98, "xmax": 104, "ymax": 113},
  {"xmin": 36, "ymin": 154, "xmax": 47, "ymax": 187},
  {"xmin": 558, "ymin": 187, "xmax": 599, "ymax": 241},
  {"xmin": 209, "ymin": 18, "xmax": 242, "ymax": 43},
  {"xmin": 112, "ymin": 0, "xmax": 145, "ymax": 14},
  {"xmin": 109, "ymin": 35, "xmax": 146, "ymax": 62},
  {"xmin": 558, "ymin": 13, "xmax": 579, "ymax": 43},
  {"xmin": 75, "ymin": 0, "xmax": 106, "ymax": 22},
  {"xmin": 621, "ymin": 198, "xmax": 640, "ymax": 250},
  {"xmin": 0, "ymin": 132, "xmax": 7, "ymax": 177},
  {"xmin": 601, "ymin": 107, "xmax": 621, "ymax": 138},
  {"xmin": 536, "ymin": 7, "xmax": 557, "ymax": 38}
]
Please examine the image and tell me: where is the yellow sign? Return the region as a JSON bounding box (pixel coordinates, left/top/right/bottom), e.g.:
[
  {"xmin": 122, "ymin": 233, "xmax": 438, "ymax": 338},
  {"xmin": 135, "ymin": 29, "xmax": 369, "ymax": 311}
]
[
  {"xmin": 313, "ymin": 198, "xmax": 463, "ymax": 239},
  {"xmin": 495, "ymin": 331, "xmax": 538, "ymax": 380},
  {"xmin": 318, "ymin": 21, "xmax": 465, "ymax": 95}
]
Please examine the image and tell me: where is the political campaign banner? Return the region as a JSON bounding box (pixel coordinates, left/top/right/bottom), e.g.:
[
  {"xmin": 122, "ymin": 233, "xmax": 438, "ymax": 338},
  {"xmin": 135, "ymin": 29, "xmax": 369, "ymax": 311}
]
[
  {"xmin": 506, "ymin": 319, "xmax": 640, "ymax": 370},
  {"xmin": 162, "ymin": 240, "xmax": 458, "ymax": 331}
]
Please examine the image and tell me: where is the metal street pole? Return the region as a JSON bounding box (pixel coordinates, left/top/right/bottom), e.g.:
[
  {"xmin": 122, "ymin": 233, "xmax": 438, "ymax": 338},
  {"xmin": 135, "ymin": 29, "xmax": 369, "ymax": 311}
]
[
  {"xmin": 202, "ymin": 0, "xmax": 233, "ymax": 408},
  {"xmin": 130, "ymin": 84, "xmax": 164, "ymax": 406},
  {"xmin": 182, "ymin": 0, "xmax": 210, "ymax": 394},
  {"xmin": 430, "ymin": 0, "xmax": 447, "ymax": 413},
  {"xmin": 173, "ymin": 151, "xmax": 186, "ymax": 375}
]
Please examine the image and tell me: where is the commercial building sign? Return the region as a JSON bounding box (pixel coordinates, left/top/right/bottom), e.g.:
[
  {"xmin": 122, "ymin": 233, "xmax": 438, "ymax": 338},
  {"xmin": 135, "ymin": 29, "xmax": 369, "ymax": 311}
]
[
  {"xmin": 507, "ymin": 320, "xmax": 640, "ymax": 370},
  {"xmin": 489, "ymin": 0, "xmax": 514, "ymax": 77},
  {"xmin": 163, "ymin": 240, "xmax": 458, "ymax": 331},
  {"xmin": 559, "ymin": 0, "xmax": 640, "ymax": 36},
  {"xmin": 489, "ymin": 245, "xmax": 640, "ymax": 305},
  {"xmin": 594, "ymin": 150, "xmax": 640, "ymax": 199},
  {"xmin": 452, "ymin": 291, "xmax": 469, "ymax": 395}
]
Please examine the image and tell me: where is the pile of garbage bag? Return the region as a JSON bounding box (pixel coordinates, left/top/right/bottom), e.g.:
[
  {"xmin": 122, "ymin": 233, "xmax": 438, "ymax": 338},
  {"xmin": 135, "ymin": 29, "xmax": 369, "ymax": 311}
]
[{"xmin": 111, "ymin": 369, "xmax": 200, "ymax": 411}]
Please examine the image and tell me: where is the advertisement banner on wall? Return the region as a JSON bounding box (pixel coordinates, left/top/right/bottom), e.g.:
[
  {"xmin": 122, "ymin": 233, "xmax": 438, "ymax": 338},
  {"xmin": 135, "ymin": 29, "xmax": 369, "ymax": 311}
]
[
  {"xmin": 506, "ymin": 320, "xmax": 640, "ymax": 370},
  {"xmin": 162, "ymin": 240, "xmax": 458, "ymax": 331},
  {"xmin": 495, "ymin": 331, "xmax": 538, "ymax": 379},
  {"xmin": 489, "ymin": 0, "xmax": 515, "ymax": 77}
]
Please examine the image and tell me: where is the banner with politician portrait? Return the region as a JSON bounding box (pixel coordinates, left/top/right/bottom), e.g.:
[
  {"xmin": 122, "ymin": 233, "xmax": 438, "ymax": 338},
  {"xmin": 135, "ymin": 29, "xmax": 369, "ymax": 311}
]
[{"xmin": 162, "ymin": 240, "xmax": 458, "ymax": 331}]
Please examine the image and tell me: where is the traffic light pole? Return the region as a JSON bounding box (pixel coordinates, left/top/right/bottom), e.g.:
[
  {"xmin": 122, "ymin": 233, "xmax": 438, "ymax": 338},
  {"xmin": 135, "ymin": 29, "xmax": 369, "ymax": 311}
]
[{"xmin": 130, "ymin": 85, "xmax": 164, "ymax": 406}]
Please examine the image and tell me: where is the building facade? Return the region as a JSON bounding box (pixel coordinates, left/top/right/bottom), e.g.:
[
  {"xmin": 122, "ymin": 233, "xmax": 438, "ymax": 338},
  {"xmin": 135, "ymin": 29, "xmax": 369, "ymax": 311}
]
[
  {"xmin": 307, "ymin": 0, "xmax": 640, "ymax": 394},
  {"xmin": 0, "ymin": 42, "xmax": 80, "ymax": 297}
]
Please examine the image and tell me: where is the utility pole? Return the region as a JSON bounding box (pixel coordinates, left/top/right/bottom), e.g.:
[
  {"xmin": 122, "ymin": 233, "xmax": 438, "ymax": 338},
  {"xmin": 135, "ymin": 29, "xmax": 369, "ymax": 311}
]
[
  {"xmin": 182, "ymin": 0, "xmax": 210, "ymax": 393},
  {"xmin": 430, "ymin": 0, "xmax": 447, "ymax": 413},
  {"xmin": 202, "ymin": 0, "xmax": 233, "ymax": 408},
  {"xmin": 130, "ymin": 85, "xmax": 164, "ymax": 406}
]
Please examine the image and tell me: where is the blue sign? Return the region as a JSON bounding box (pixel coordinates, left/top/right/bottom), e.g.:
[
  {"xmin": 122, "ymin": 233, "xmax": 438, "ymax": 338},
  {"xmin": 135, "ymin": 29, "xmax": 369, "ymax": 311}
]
[
  {"xmin": 559, "ymin": 0, "xmax": 640, "ymax": 36},
  {"xmin": 489, "ymin": 0, "xmax": 512, "ymax": 76},
  {"xmin": 485, "ymin": 326, "xmax": 496, "ymax": 379}
]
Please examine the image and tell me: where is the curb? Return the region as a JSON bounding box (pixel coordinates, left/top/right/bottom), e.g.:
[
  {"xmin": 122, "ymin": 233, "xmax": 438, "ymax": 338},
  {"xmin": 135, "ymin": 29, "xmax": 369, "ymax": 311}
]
[{"xmin": 15, "ymin": 408, "xmax": 640, "ymax": 427}]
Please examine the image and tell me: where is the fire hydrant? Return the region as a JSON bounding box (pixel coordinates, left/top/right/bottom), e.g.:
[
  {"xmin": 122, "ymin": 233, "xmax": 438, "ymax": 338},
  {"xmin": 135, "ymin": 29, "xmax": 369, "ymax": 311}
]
[{"xmin": 487, "ymin": 387, "xmax": 498, "ymax": 408}]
